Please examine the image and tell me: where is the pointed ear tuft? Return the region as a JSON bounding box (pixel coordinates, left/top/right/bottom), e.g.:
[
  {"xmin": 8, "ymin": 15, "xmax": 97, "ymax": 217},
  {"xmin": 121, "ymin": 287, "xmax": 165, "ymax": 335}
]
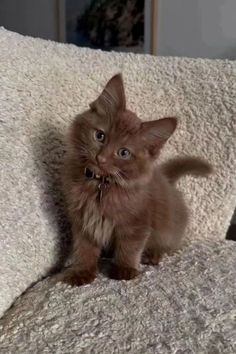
[
  {"xmin": 141, "ymin": 117, "xmax": 177, "ymax": 157},
  {"xmin": 90, "ymin": 73, "xmax": 126, "ymax": 115}
]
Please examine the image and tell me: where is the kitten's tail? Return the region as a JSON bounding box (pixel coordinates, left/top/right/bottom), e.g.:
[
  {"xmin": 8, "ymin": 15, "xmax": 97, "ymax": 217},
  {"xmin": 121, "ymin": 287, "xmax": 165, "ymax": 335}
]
[{"xmin": 161, "ymin": 157, "xmax": 213, "ymax": 183}]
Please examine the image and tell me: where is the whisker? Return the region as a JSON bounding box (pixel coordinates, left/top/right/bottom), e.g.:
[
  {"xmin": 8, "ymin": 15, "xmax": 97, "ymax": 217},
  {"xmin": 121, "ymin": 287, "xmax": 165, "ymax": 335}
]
[
  {"xmin": 117, "ymin": 173, "xmax": 128, "ymax": 187},
  {"xmin": 113, "ymin": 170, "xmax": 130, "ymax": 194}
]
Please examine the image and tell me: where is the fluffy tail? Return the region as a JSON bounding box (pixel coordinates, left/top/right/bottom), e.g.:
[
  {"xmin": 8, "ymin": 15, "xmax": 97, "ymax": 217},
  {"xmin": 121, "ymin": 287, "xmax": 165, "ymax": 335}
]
[{"xmin": 161, "ymin": 157, "xmax": 213, "ymax": 183}]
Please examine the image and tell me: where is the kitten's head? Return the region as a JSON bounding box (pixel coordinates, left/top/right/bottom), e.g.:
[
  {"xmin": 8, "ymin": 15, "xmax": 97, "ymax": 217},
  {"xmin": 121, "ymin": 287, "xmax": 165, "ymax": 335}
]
[{"xmin": 70, "ymin": 74, "xmax": 176, "ymax": 186}]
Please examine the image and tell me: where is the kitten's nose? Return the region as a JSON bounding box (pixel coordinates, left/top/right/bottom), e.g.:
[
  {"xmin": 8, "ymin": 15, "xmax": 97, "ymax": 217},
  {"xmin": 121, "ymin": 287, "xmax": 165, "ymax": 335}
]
[{"xmin": 97, "ymin": 154, "xmax": 107, "ymax": 165}]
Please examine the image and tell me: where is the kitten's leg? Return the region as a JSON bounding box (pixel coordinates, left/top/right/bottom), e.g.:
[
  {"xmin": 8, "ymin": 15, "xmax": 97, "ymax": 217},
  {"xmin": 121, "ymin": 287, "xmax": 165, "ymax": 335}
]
[
  {"xmin": 142, "ymin": 189, "xmax": 188, "ymax": 265},
  {"xmin": 109, "ymin": 233, "xmax": 147, "ymax": 281},
  {"xmin": 142, "ymin": 233, "xmax": 162, "ymax": 265},
  {"xmin": 142, "ymin": 229, "xmax": 183, "ymax": 265},
  {"xmin": 58, "ymin": 234, "xmax": 101, "ymax": 287}
]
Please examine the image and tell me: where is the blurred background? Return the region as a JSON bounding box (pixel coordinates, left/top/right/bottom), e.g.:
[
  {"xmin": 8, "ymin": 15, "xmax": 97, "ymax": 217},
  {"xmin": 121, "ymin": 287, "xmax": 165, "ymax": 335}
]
[{"xmin": 0, "ymin": 0, "xmax": 236, "ymax": 59}]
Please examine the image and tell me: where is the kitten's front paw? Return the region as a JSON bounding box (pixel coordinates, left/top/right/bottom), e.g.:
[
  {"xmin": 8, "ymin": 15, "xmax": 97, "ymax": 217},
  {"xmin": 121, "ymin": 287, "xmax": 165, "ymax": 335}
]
[
  {"xmin": 142, "ymin": 251, "xmax": 162, "ymax": 265},
  {"xmin": 57, "ymin": 268, "xmax": 96, "ymax": 287},
  {"xmin": 109, "ymin": 264, "xmax": 139, "ymax": 281}
]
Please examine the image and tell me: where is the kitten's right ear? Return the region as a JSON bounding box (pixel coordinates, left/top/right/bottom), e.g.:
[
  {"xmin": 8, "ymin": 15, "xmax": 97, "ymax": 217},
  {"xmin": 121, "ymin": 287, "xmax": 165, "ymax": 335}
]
[{"xmin": 90, "ymin": 74, "xmax": 126, "ymax": 115}]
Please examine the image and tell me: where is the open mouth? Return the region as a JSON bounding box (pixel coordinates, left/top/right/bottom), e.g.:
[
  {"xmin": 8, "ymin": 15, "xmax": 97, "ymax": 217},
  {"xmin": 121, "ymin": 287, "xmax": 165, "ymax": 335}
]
[
  {"xmin": 84, "ymin": 167, "xmax": 111, "ymax": 183},
  {"xmin": 84, "ymin": 167, "xmax": 100, "ymax": 179}
]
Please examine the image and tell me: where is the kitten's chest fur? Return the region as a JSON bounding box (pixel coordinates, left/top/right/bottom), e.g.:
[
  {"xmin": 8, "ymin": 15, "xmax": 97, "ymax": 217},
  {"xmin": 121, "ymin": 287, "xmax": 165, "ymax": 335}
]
[
  {"xmin": 80, "ymin": 197, "xmax": 114, "ymax": 246},
  {"xmin": 78, "ymin": 184, "xmax": 147, "ymax": 246}
]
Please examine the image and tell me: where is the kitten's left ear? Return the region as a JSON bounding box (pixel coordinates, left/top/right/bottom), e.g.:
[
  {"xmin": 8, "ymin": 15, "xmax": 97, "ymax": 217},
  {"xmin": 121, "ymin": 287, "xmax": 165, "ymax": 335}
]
[
  {"xmin": 90, "ymin": 74, "xmax": 126, "ymax": 115},
  {"xmin": 141, "ymin": 117, "xmax": 177, "ymax": 157}
]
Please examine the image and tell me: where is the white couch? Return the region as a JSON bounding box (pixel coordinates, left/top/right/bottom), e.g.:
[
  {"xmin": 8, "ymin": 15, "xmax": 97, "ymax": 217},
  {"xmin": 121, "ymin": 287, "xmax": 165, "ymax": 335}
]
[{"xmin": 0, "ymin": 29, "xmax": 235, "ymax": 353}]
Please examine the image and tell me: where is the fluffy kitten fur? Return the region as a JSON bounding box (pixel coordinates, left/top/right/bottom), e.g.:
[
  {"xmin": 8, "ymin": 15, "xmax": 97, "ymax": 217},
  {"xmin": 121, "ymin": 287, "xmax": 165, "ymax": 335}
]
[{"xmin": 59, "ymin": 74, "xmax": 212, "ymax": 286}]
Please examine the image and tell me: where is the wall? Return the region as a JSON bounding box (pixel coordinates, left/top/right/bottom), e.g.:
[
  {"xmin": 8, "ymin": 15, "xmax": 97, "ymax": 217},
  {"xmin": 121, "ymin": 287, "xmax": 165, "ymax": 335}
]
[
  {"xmin": 0, "ymin": 0, "xmax": 58, "ymax": 41},
  {"xmin": 158, "ymin": 0, "xmax": 236, "ymax": 59}
]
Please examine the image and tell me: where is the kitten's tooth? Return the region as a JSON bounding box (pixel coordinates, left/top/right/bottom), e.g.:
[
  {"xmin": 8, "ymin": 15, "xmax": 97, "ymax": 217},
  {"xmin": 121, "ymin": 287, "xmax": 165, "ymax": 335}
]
[{"xmin": 96, "ymin": 174, "xmax": 100, "ymax": 178}]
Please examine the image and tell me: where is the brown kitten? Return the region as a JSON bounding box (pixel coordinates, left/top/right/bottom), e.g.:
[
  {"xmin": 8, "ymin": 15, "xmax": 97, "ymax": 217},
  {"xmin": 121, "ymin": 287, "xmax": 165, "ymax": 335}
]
[{"xmin": 58, "ymin": 74, "xmax": 212, "ymax": 286}]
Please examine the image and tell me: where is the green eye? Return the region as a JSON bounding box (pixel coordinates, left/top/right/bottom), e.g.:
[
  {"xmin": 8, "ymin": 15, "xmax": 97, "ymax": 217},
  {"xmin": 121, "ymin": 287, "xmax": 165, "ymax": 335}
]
[
  {"xmin": 94, "ymin": 130, "xmax": 105, "ymax": 142},
  {"xmin": 118, "ymin": 148, "xmax": 131, "ymax": 159}
]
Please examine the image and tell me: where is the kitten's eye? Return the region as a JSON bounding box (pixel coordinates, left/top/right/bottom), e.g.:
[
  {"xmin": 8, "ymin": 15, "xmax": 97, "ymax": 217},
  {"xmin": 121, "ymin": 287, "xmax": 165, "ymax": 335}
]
[
  {"xmin": 94, "ymin": 130, "xmax": 105, "ymax": 143},
  {"xmin": 117, "ymin": 148, "xmax": 131, "ymax": 159}
]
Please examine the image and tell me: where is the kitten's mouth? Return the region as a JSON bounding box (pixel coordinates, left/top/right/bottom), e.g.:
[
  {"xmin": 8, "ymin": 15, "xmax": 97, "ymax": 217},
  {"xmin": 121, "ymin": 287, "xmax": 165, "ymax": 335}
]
[
  {"xmin": 84, "ymin": 167, "xmax": 111, "ymax": 184},
  {"xmin": 85, "ymin": 167, "xmax": 112, "ymax": 200}
]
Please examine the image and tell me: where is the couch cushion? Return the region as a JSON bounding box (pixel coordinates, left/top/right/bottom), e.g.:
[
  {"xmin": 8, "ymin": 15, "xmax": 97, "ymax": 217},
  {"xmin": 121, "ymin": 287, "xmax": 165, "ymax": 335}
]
[
  {"xmin": 0, "ymin": 28, "xmax": 236, "ymax": 318},
  {"xmin": 0, "ymin": 240, "xmax": 235, "ymax": 353}
]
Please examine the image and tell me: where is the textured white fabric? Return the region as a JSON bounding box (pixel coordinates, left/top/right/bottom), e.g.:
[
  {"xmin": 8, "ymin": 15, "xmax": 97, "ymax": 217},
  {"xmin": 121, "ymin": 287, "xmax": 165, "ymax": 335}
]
[
  {"xmin": 0, "ymin": 240, "xmax": 236, "ymax": 353},
  {"xmin": 0, "ymin": 28, "xmax": 236, "ymax": 319}
]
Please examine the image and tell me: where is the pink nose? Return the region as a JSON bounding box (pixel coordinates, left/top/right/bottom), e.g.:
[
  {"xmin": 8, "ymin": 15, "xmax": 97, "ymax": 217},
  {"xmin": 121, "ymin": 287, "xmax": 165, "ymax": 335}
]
[{"xmin": 97, "ymin": 154, "xmax": 107, "ymax": 165}]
